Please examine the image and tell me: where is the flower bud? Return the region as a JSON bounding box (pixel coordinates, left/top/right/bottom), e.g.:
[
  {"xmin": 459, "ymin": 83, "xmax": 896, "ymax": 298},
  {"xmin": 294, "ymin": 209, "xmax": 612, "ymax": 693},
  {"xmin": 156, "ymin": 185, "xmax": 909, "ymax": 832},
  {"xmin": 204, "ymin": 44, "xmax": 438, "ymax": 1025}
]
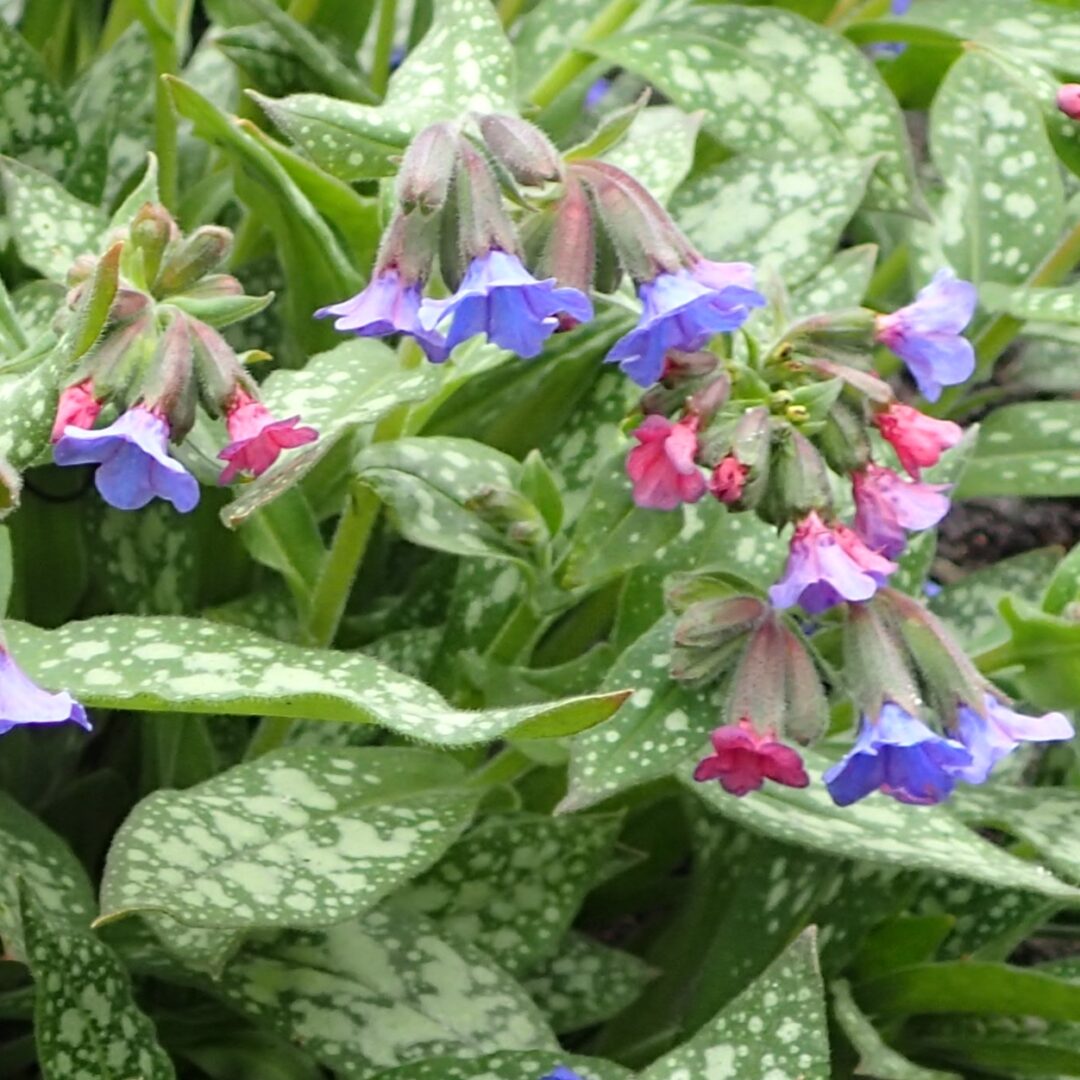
[
  {"xmin": 805, "ymin": 357, "xmax": 893, "ymax": 404},
  {"xmin": 671, "ymin": 594, "xmax": 765, "ymax": 684},
  {"xmin": 378, "ymin": 210, "xmax": 441, "ymax": 287},
  {"xmin": 477, "ymin": 114, "xmax": 563, "ymax": 187},
  {"xmin": 817, "ymin": 398, "xmax": 871, "ymax": 474},
  {"xmin": 139, "ymin": 314, "xmax": 197, "ymax": 440},
  {"xmin": 1058, "ymin": 83, "xmax": 1080, "ymax": 120},
  {"xmin": 688, "ymin": 373, "xmax": 731, "ymax": 424},
  {"xmin": 464, "ymin": 484, "xmax": 549, "ymax": 553},
  {"xmin": 764, "ymin": 427, "xmax": 831, "ymax": 525},
  {"xmin": 537, "ymin": 173, "xmax": 594, "ymax": 298},
  {"xmin": 452, "ymin": 139, "xmax": 520, "ymax": 261},
  {"xmin": 725, "ymin": 405, "xmax": 772, "ymax": 511},
  {"xmin": 842, "ymin": 599, "xmax": 921, "ymax": 719},
  {"xmin": 74, "ymin": 313, "xmax": 154, "ymax": 398},
  {"xmin": 155, "ymin": 225, "xmax": 233, "ymax": 296},
  {"xmin": 665, "ymin": 350, "xmax": 718, "ymax": 382},
  {"xmin": 708, "ymin": 456, "xmax": 748, "ymax": 505},
  {"xmin": 129, "ymin": 202, "xmax": 178, "ymax": 286},
  {"xmin": 396, "ymin": 122, "xmax": 459, "ymax": 214}
]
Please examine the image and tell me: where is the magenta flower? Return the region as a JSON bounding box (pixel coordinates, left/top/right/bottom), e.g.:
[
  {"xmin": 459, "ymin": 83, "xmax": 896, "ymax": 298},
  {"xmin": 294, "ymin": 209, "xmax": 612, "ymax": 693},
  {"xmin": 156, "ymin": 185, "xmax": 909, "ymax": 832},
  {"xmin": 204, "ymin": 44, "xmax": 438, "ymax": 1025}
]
[
  {"xmin": 693, "ymin": 718, "xmax": 810, "ymax": 797},
  {"xmin": 874, "ymin": 269, "xmax": 977, "ymax": 401},
  {"xmin": 874, "ymin": 402, "xmax": 963, "ymax": 478},
  {"xmin": 950, "ymin": 694, "xmax": 1074, "ymax": 784},
  {"xmin": 0, "ymin": 645, "xmax": 89, "ymax": 737},
  {"xmin": 419, "ymin": 249, "xmax": 593, "ymax": 359},
  {"xmin": 606, "ymin": 261, "xmax": 764, "ymax": 387},
  {"xmin": 1058, "ymin": 84, "xmax": 1080, "ymax": 121},
  {"xmin": 316, "ymin": 268, "xmax": 450, "ymax": 362},
  {"xmin": 824, "ymin": 703, "xmax": 971, "ymax": 807},
  {"xmin": 626, "ymin": 414, "xmax": 706, "ymax": 510},
  {"xmin": 51, "ymin": 380, "xmax": 103, "ymax": 443},
  {"xmin": 769, "ymin": 511, "xmax": 896, "ymax": 615},
  {"xmin": 53, "ymin": 406, "xmax": 199, "ymax": 513},
  {"xmin": 853, "ymin": 463, "xmax": 951, "ymax": 558},
  {"xmin": 218, "ymin": 389, "xmax": 318, "ymax": 484},
  {"xmin": 708, "ymin": 455, "xmax": 748, "ymax": 505}
]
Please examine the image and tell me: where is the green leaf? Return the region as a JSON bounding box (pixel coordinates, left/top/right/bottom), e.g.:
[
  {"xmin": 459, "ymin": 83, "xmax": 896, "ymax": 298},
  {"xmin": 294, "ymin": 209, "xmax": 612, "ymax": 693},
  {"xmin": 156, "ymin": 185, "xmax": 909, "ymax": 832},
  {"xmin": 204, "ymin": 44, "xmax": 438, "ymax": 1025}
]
[
  {"xmin": 524, "ymin": 932, "xmax": 654, "ymax": 1034},
  {"xmin": 0, "ymin": 158, "xmax": 106, "ymax": 282},
  {"xmin": 0, "ymin": 793, "xmax": 95, "ymax": 961},
  {"xmin": 993, "ymin": 596, "xmax": 1080, "ymax": 713},
  {"xmin": 789, "ymin": 244, "xmax": 878, "ymax": 318},
  {"xmin": 929, "ymin": 51, "xmax": 1064, "ymax": 285},
  {"xmin": 640, "ymin": 929, "xmax": 830, "ymax": 1080},
  {"xmin": 956, "ymin": 402, "xmax": 1080, "ymax": 498},
  {"xmin": 0, "ymin": 19, "xmax": 78, "ymax": 177},
  {"xmin": 601, "ymin": 106, "xmax": 700, "ymax": 206},
  {"xmin": 215, "ymin": 909, "xmax": 557, "ymax": 1076},
  {"xmin": 671, "ymin": 152, "xmax": 874, "ymax": 287},
  {"xmin": 832, "ymin": 979, "xmax": 960, "ymax": 1080},
  {"xmin": 19, "ymin": 885, "xmax": 175, "ymax": 1080},
  {"xmin": 513, "ymin": 0, "xmax": 607, "ymax": 93},
  {"xmin": 99, "ymin": 746, "xmax": 477, "ymax": 931},
  {"xmin": 391, "ymin": 812, "xmax": 621, "ymax": 976},
  {"xmin": 597, "ymin": 4, "xmax": 919, "ymax": 214},
  {"xmin": 369, "ymin": 1052, "xmax": 634, "ymax": 1080},
  {"xmin": 108, "ymin": 151, "xmax": 159, "ymax": 231},
  {"xmin": 682, "ymin": 751, "xmax": 1080, "ymax": 900},
  {"xmin": 254, "ymin": 0, "xmax": 515, "ymax": 181},
  {"xmin": 5, "ymin": 615, "xmax": 629, "ymax": 745},
  {"xmin": 0, "ymin": 525, "xmax": 10, "ymax": 615},
  {"xmin": 981, "ymin": 281, "xmax": 1080, "ymax": 324}
]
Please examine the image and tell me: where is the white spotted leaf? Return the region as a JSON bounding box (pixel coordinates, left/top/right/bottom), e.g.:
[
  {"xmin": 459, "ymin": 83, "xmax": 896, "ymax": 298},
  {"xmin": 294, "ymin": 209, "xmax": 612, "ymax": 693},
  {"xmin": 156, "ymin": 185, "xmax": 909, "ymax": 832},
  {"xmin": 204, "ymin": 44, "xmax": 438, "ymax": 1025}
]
[
  {"xmin": 215, "ymin": 908, "xmax": 557, "ymax": 1076},
  {"xmin": 370, "ymin": 1051, "xmax": 634, "ymax": 1080},
  {"xmin": 955, "ymin": 402, "xmax": 1080, "ymax": 499},
  {"xmin": 601, "ymin": 106, "xmax": 700, "ymax": 206},
  {"xmin": 596, "ymin": 4, "xmax": 920, "ymax": 214},
  {"xmin": 682, "ymin": 752, "xmax": 1080, "ymax": 901},
  {"xmin": 671, "ymin": 151, "xmax": 874, "ymax": 287},
  {"xmin": 390, "ymin": 812, "xmax": 622, "ymax": 976},
  {"xmin": 789, "ymin": 244, "xmax": 879, "ymax": 318},
  {"xmin": 254, "ymin": 0, "xmax": 515, "ymax": 180},
  {"xmin": 0, "ymin": 159, "xmax": 106, "ymax": 282},
  {"xmin": 981, "ymin": 282, "xmax": 1080, "ymax": 325},
  {"xmin": 640, "ymin": 929, "xmax": 830, "ymax": 1080},
  {"xmin": 5, "ymin": 615, "xmax": 629, "ymax": 744},
  {"xmin": 19, "ymin": 886, "xmax": 175, "ymax": 1080},
  {"xmin": 0, "ymin": 792, "xmax": 95, "ymax": 961},
  {"xmin": 100, "ymin": 746, "xmax": 478, "ymax": 931},
  {"xmin": 929, "ymin": 51, "xmax": 1064, "ymax": 285}
]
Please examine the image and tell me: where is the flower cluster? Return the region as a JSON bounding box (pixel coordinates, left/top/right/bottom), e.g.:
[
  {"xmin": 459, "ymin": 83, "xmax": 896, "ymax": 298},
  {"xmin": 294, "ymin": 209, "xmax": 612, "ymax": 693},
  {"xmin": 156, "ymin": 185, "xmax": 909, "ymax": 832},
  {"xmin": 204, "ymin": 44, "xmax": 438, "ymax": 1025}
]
[{"xmin": 49, "ymin": 205, "xmax": 317, "ymax": 514}]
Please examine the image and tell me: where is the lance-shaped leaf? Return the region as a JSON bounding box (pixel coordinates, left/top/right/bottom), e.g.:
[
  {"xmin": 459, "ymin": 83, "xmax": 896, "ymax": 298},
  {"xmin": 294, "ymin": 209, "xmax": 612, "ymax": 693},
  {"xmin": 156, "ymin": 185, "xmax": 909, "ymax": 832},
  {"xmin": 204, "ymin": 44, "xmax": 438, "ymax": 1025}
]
[
  {"xmin": 20, "ymin": 885, "xmax": 175, "ymax": 1080},
  {"xmin": 215, "ymin": 908, "xmax": 556, "ymax": 1076},
  {"xmin": 601, "ymin": 106, "xmax": 700, "ymax": 206},
  {"xmin": 99, "ymin": 746, "xmax": 478, "ymax": 931},
  {"xmin": 5, "ymin": 616, "xmax": 629, "ymax": 745}
]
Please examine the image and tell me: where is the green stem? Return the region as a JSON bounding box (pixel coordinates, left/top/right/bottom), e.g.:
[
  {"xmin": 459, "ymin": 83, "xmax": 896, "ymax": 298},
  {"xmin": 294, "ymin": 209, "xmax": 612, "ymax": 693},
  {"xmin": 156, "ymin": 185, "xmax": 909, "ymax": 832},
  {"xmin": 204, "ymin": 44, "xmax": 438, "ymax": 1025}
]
[
  {"xmin": 484, "ymin": 597, "xmax": 544, "ymax": 666},
  {"xmin": 527, "ymin": 0, "xmax": 640, "ymax": 109},
  {"xmin": 973, "ymin": 641, "xmax": 1019, "ymax": 674},
  {"xmin": 824, "ymin": 0, "xmax": 864, "ymax": 28},
  {"xmin": 139, "ymin": 0, "xmax": 181, "ymax": 213},
  {"xmin": 497, "ymin": 0, "xmax": 526, "ymax": 29},
  {"xmin": 467, "ymin": 746, "xmax": 534, "ymax": 788},
  {"xmin": 287, "ymin": 0, "xmax": 320, "ymax": 20},
  {"xmin": 370, "ymin": 0, "xmax": 398, "ymax": 98}
]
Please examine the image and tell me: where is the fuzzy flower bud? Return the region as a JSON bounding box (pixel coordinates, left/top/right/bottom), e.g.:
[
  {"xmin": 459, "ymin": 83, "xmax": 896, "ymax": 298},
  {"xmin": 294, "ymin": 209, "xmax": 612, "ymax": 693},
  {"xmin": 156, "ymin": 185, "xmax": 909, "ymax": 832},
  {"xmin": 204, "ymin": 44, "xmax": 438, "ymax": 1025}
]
[
  {"xmin": 51, "ymin": 381, "xmax": 103, "ymax": 443},
  {"xmin": 1057, "ymin": 83, "xmax": 1080, "ymax": 120},
  {"xmin": 396, "ymin": 122, "xmax": 459, "ymax": 214},
  {"xmin": 874, "ymin": 402, "xmax": 962, "ymax": 478},
  {"xmin": 477, "ymin": 113, "xmax": 562, "ymax": 187},
  {"xmin": 708, "ymin": 456, "xmax": 748, "ymax": 505}
]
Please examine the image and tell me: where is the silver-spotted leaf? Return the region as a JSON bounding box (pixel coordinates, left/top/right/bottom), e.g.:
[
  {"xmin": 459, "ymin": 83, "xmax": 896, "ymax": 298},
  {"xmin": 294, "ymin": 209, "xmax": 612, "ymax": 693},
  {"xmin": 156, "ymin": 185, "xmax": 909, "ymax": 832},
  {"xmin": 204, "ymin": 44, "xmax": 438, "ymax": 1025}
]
[
  {"xmin": 602, "ymin": 106, "xmax": 700, "ymax": 206},
  {"xmin": 370, "ymin": 1051, "xmax": 634, "ymax": 1080}
]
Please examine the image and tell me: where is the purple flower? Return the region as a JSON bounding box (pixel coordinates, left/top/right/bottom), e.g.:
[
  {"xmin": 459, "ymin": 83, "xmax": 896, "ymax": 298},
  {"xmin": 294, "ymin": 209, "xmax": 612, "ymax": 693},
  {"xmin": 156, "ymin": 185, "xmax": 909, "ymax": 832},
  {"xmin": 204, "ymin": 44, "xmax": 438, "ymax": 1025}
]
[
  {"xmin": 585, "ymin": 77, "xmax": 612, "ymax": 109},
  {"xmin": 769, "ymin": 511, "xmax": 897, "ymax": 615},
  {"xmin": 824, "ymin": 703, "xmax": 972, "ymax": 807},
  {"xmin": 950, "ymin": 694, "xmax": 1074, "ymax": 784},
  {"xmin": 607, "ymin": 261, "xmax": 765, "ymax": 387},
  {"xmin": 0, "ymin": 646, "xmax": 89, "ymax": 737},
  {"xmin": 853, "ymin": 463, "xmax": 951, "ymax": 558},
  {"xmin": 540, "ymin": 1070, "xmax": 585, "ymax": 1080},
  {"xmin": 875, "ymin": 269, "xmax": 977, "ymax": 402},
  {"xmin": 53, "ymin": 406, "xmax": 199, "ymax": 513},
  {"xmin": 316, "ymin": 269, "xmax": 450, "ymax": 363},
  {"xmin": 419, "ymin": 250, "xmax": 593, "ymax": 359},
  {"xmin": 891, "ymin": 0, "xmax": 912, "ymax": 13}
]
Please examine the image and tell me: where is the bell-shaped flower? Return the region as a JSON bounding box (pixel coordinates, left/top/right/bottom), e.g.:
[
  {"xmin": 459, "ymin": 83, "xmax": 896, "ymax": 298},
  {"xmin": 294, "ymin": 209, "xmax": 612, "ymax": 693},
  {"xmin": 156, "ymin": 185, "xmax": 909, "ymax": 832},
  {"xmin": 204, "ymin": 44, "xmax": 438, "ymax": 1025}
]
[
  {"xmin": 874, "ymin": 402, "xmax": 962, "ymax": 478},
  {"xmin": 419, "ymin": 249, "xmax": 592, "ymax": 359},
  {"xmin": 693, "ymin": 718, "xmax": 810, "ymax": 797},
  {"xmin": 769, "ymin": 511, "xmax": 896, "ymax": 615},
  {"xmin": 824, "ymin": 703, "xmax": 972, "ymax": 806},
  {"xmin": 607, "ymin": 261, "xmax": 764, "ymax": 387},
  {"xmin": 51, "ymin": 380, "xmax": 103, "ymax": 443},
  {"xmin": 874, "ymin": 269, "xmax": 977, "ymax": 401},
  {"xmin": 53, "ymin": 406, "xmax": 199, "ymax": 513},
  {"xmin": 949, "ymin": 694, "xmax": 1074, "ymax": 784},
  {"xmin": 853, "ymin": 463, "xmax": 951, "ymax": 558},
  {"xmin": 0, "ymin": 645, "xmax": 89, "ymax": 737},
  {"xmin": 218, "ymin": 389, "xmax": 318, "ymax": 484},
  {"xmin": 316, "ymin": 268, "xmax": 450, "ymax": 363},
  {"xmin": 626, "ymin": 414, "xmax": 706, "ymax": 510}
]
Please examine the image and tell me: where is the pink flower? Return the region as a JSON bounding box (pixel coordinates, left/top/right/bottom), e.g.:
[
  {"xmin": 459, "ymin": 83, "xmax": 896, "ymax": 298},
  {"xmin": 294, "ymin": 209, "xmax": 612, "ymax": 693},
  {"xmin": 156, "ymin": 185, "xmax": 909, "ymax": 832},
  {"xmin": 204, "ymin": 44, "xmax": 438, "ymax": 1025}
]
[
  {"xmin": 626, "ymin": 414, "xmax": 706, "ymax": 510},
  {"xmin": 853, "ymin": 463, "xmax": 951, "ymax": 558},
  {"xmin": 693, "ymin": 718, "xmax": 809, "ymax": 796},
  {"xmin": 769, "ymin": 511, "xmax": 896, "ymax": 615},
  {"xmin": 218, "ymin": 389, "xmax": 318, "ymax": 484},
  {"xmin": 874, "ymin": 403, "xmax": 962, "ymax": 478},
  {"xmin": 708, "ymin": 456, "xmax": 748, "ymax": 504},
  {"xmin": 1058, "ymin": 83, "xmax": 1080, "ymax": 121},
  {"xmin": 51, "ymin": 381, "xmax": 103, "ymax": 443}
]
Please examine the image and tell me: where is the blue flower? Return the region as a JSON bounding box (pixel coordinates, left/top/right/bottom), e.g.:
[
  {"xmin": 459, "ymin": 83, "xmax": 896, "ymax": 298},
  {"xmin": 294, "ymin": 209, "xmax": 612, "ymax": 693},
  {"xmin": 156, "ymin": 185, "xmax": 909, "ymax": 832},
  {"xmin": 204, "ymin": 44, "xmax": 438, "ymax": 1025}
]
[
  {"xmin": 53, "ymin": 406, "xmax": 200, "ymax": 513},
  {"xmin": 316, "ymin": 269, "xmax": 449, "ymax": 363},
  {"xmin": 0, "ymin": 645, "xmax": 89, "ymax": 737},
  {"xmin": 950, "ymin": 693, "xmax": 1074, "ymax": 784},
  {"xmin": 875, "ymin": 269, "xmax": 977, "ymax": 402},
  {"xmin": 540, "ymin": 1069, "xmax": 585, "ymax": 1080},
  {"xmin": 606, "ymin": 261, "xmax": 765, "ymax": 387},
  {"xmin": 824, "ymin": 703, "xmax": 972, "ymax": 807},
  {"xmin": 419, "ymin": 250, "xmax": 593, "ymax": 359}
]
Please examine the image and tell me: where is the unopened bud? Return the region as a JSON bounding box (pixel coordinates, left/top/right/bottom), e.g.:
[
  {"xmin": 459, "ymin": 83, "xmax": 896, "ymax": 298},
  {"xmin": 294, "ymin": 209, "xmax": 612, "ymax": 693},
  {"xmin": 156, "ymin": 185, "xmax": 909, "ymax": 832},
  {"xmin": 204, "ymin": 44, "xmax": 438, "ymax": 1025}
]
[
  {"xmin": 708, "ymin": 456, "xmax": 748, "ymax": 505},
  {"xmin": 140, "ymin": 314, "xmax": 197, "ymax": 440},
  {"xmin": 189, "ymin": 317, "xmax": 249, "ymax": 411},
  {"xmin": 539, "ymin": 173, "xmax": 594, "ymax": 296},
  {"xmin": 452, "ymin": 140, "xmax": 520, "ymax": 259},
  {"xmin": 377, "ymin": 211, "xmax": 440, "ymax": 286},
  {"xmin": 806, "ymin": 357, "xmax": 893, "ymax": 404},
  {"xmin": 671, "ymin": 595, "xmax": 765, "ymax": 683},
  {"xmin": 778, "ymin": 621, "xmax": 828, "ymax": 745},
  {"xmin": 74, "ymin": 314, "xmax": 153, "ymax": 397},
  {"xmin": 766, "ymin": 427, "xmax": 831, "ymax": 525},
  {"xmin": 843, "ymin": 599, "xmax": 921, "ymax": 719},
  {"xmin": 817, "ymin": 398, "xmax": 871, "ymax": 474},
  {"xmin": 665, "ymin": 350, "xmax": 718, "ymax": 382},
  {"xmin": 1058, "ymin": 83, "xmax": 1080, "ymax": 120},
  {"xmin": 688, "ymin": 373, "xmax": 731, "ymax": 423},
  {"xmin": 129, "ymin": 202, "xmax": 177, "ymax": 286},
  {"xmin": 478, "ymin": 114, "xmax": 562, "ymax": 187},
  {"xmin": 155, "ymin": 226, "xmax": 233, "ymax": 296},
  {"xmin": 397, "ymin": 122, "xmax": 458, "ymax": 214},
  {"xmin": 111, "ymin": 288, "xmax": 152, "ymax": 323},
  {"xmin": 464, "ymin": 484, "xmax": 549, "ymax": 552}
]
